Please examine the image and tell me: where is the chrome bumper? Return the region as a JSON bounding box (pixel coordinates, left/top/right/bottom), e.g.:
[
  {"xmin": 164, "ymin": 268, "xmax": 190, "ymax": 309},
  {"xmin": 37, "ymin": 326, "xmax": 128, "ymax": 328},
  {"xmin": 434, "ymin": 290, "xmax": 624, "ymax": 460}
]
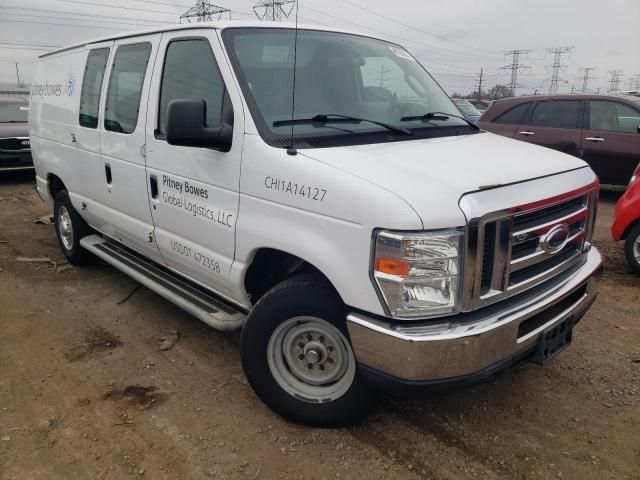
[{"xmin": 347, "ymin": 247, "xmax": 603, "ymax": 382}]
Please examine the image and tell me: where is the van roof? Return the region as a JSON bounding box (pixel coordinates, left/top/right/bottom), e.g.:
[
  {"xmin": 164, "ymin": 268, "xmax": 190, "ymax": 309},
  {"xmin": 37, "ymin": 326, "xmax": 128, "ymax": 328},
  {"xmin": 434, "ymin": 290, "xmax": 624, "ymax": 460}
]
[{"xmin": 39, "ymin": 20, "xmax": 363, "ymax": 59}]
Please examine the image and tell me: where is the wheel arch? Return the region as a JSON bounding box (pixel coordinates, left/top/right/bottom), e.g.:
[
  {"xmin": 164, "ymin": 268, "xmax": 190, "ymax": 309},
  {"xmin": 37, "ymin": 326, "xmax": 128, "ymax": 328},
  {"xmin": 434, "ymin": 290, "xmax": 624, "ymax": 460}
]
[
  {"xmin": 47, "ymin": 173, "xmax": 67, "ymax": 198},
  {"xmin": 621, "ymin": 218, "xmax": 640, "ymax": 240},
  {"xmin": 243, "ymin": 248, "xmax": 339, "ymax": 305}
]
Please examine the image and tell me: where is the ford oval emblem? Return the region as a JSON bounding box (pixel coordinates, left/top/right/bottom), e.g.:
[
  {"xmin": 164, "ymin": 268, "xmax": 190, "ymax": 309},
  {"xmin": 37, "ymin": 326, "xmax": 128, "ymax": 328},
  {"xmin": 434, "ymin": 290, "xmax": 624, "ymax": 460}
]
[{"xmin": 539, "ymin": 224, "xmax": 570, "ymax": 254}]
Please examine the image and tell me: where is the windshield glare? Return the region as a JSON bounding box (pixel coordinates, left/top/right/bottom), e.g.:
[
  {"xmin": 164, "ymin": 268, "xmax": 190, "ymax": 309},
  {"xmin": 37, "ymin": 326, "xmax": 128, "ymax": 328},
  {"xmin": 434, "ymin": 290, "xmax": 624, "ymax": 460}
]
[
  {"xmin": 454, "ymin": 100, "xmax": 481, "ymax": 116},
  {"xmin": 223, "ymin": 28, "xmax": 467, "ymax": 143},
  {"xmin": 0, "ymin": 102, "xmax": 29, "ymax": 123}
]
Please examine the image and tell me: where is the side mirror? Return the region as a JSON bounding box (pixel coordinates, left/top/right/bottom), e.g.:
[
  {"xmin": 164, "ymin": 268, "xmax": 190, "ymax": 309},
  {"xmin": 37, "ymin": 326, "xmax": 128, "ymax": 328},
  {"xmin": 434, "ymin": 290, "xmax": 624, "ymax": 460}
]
[
  {"xmin": 637, "ymin": 124, "xmax": 640, "ymax": 134},
  {"xmin": 166, "ymin": 99, "xmax": 232, "ymax": 152}
]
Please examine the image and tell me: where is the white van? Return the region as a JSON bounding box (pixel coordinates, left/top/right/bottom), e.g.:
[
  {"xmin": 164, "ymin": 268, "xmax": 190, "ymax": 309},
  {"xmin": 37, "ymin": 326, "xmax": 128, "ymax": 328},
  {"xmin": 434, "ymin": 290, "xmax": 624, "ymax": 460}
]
[{"xmin": 29, "ymin": 21, "xmax": 603, "ymax": 427}]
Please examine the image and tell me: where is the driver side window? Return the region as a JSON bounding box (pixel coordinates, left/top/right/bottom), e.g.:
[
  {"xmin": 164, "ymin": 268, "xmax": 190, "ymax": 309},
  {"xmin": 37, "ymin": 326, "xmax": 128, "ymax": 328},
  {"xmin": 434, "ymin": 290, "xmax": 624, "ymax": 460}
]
[{"xmin": 158, "ymin": 38, "xmax": 226, "ymax": 136}]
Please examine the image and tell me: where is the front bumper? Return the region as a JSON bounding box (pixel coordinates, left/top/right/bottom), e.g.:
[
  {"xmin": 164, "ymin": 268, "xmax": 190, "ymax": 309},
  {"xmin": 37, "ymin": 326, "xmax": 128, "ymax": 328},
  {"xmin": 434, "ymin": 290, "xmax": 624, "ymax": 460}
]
[
  {"xmin": 347, "ymin": 247, "xmax": 603, "ymax": 383},
  {"xmin": 0, "ymin": 150, "xmax": 33, "ymax": 171}
]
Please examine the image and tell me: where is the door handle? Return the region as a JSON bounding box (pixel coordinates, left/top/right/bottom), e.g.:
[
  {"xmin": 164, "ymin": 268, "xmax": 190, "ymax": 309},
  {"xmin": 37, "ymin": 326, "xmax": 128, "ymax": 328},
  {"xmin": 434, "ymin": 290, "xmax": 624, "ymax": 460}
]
[
  {"xmin": 149, "ymin": 175, "xmax": 158, "ymax": 199},
  {"xmin": 585, "ymin": 136, "xmax": 605, "ymax": 142},
  {"xmin": 104, "ymin": 163, "xmax": 112, "ymax": 184},
  {"xmin": 518, "ymin": 131, "xmax": 535, "ymax": 136}
]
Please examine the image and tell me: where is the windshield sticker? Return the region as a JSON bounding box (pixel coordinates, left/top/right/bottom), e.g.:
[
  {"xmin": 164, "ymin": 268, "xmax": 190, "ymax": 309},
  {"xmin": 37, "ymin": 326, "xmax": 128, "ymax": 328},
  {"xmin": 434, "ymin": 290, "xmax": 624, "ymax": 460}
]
[
  {"xmin": 388, "ymin": 46, "xmax": 416, "ymax": 62},
  {"xmin": 262, "ymin": 45, "xmax": 290, "ymax": 64},
  {"xmin": 160, "ymin": 175, "xmax": 234, "ymax": 229},
  {"xmin": 264, "ymin": 176, "xmax": 327, "ymax": 202}
]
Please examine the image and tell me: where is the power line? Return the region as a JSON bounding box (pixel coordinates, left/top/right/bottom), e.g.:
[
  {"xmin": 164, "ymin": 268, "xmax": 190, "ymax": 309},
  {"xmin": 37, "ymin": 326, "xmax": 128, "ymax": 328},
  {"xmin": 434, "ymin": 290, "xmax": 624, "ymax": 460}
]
[
  {"xmin": 1, "ymin": 5, "xmax": 167, "ymax": 26},
  {"xmin": 180, "ymin": 0, "xmax": 231, "ymax": 22},
  {"xmin": 608, "ymin": 70, "xmax": 623, "ymax": 92},
  {"xmin": 0, "ymin": 18, "xmax": 129, "ymax": 30},
  {"xmin": 340, "ymin": 0, "xmax": 501, "ymax": 58},
  {"xmin": 2, "ymin": 12, "xmax": 168, "ymax": 29},
  {"xmin": 501, "ymin": 50, "xmax": 530, "ymax": 97},
  {"xmin": 300, "ymin": 5, "xmax": 501, "ymax": 65},
  {"xmin": 579, "ymin": 67, "xmax": 596, "ymax": 93},
  {"xmin": 253, "ymin": 0, "xmax": 295, "ymax": 21},
  {"xmin": 546, "ymin": 46, "xmax": 573, "ymax": 94}
]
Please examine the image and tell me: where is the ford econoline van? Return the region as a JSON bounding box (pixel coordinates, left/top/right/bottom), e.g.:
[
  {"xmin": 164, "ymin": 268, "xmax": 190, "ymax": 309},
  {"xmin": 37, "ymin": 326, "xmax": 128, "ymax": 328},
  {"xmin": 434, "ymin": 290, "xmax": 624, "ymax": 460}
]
[{"xmin": 29, "ymin": 21, "xmax": 603, "ymax": 427}]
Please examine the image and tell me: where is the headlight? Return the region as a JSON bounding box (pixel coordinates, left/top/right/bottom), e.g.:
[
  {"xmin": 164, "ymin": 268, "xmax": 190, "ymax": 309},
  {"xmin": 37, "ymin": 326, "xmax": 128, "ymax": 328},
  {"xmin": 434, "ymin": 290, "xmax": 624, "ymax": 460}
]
[{"xmin": 372, "ymin": 229, "xmax": 463, "ymax": 319}]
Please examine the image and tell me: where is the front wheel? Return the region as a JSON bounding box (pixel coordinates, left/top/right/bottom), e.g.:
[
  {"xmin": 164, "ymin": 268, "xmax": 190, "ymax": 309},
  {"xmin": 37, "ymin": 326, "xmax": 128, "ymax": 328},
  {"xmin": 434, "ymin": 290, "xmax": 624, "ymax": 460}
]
[
  {"xmin": 624, "ymin": 223, "xmax": 640, "ymax": 274},
  {"xmin": 54, "ymin": 190, "xmax": 93, "ymax": 265},
  {"xmin": 241, "ymin": 275, "xmax": 373, "ymax": 427}
]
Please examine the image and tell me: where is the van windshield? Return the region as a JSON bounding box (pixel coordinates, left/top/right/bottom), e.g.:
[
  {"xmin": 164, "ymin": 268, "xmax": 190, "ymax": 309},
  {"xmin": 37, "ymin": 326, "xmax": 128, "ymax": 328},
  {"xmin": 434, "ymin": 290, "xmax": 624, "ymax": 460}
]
[{"xmin": 222, "ymin": 28, "xmax": 472, "ymax": 148}]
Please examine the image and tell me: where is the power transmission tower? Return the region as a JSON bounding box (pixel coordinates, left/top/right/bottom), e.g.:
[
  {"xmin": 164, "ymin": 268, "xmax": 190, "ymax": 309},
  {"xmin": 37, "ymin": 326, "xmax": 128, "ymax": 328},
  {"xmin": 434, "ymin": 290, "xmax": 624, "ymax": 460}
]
[
  {"xmin": 580, "ymin": 67, "xmax": 595, "ymax": 93},
  {"xmin": 475, "ymin": 67, "xmax": 484, "ymax": 100},
  {"xmin": 608, "ymin": 70, "xmax": 623, "ymax": 92},
  {"xmin": 628, "ymin": 74, "xmax": 640, "ymax": 91},
  {"xmin": 501, "ymin": 50, "xmax": 530, "ymax": 97},
  {"xmin": 253, "ymin": 0, "xmax": 295, "ymax": 21},
  {"xmin": 180, "ymin": 0, "xmax": 231, "ymax": 23},
  {"xmin": 546, "ymin": 46, "xmax": 573, "ymax": 94}
]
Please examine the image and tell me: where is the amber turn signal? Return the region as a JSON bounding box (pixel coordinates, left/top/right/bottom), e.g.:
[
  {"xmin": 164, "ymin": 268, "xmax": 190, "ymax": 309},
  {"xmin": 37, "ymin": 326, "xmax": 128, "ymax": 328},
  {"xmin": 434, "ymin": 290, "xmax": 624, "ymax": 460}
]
[{"xmin": 374, "ymin": 257, "xmax": 409, "ymax": 277}]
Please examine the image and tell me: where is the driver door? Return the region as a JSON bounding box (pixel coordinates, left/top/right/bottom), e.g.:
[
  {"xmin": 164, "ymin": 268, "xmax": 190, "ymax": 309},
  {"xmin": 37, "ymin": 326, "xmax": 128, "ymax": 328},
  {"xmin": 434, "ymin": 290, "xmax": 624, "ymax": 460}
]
[{"xmin": 144, "ymin": 30, "xmax": 243, "ymax": 299}]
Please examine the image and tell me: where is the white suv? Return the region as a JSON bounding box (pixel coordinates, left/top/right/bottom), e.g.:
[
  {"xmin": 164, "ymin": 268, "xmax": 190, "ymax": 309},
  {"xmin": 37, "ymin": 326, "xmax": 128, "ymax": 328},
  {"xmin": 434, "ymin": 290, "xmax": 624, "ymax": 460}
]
[{"xmin": 29, "ymin": 21, "xmax": 603, "ymax": 427}]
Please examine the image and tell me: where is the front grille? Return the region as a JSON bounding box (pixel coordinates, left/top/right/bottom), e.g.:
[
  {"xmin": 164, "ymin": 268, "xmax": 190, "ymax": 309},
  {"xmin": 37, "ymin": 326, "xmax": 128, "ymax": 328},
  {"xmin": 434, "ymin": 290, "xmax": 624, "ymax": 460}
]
[
  {"xmin": 0, "ymin": 137, "xmax": 30, "ymax": 152},
  {"xmin": 464, "ymin": 185, "xmax": 597, "ymax": 310}
]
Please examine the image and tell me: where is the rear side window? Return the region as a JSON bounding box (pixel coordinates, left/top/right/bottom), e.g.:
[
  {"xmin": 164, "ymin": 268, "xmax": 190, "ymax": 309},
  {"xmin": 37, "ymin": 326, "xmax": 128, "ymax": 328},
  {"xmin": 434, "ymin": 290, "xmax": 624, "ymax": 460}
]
[
  {"xmin": 529, "ymin": 100, "xmax": 581, "ymax": 129},
  {"xmin": 79, "ymin": 48, "xmax": 110, "ymax": 128},
  {"xmin": 104, "ymin": 43, "xmax": 152, "ymax": 134},
  {"xmin": 589, "ymin": 101, "xmax": 640, "ymax": 133},
  {"xmin": 158, "ymin": 39, "xmax": 225, "ymax": 135},
  {"xmin": 492, "ymin": 102, "xmax": 529, "ymax": 124}
]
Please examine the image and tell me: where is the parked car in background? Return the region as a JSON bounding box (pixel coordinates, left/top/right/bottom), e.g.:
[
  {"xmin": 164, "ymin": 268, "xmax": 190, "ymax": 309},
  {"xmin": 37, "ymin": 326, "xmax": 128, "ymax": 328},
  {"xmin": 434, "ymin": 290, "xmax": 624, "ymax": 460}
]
[
  {"xmin": 477, "ymin": 94, "xmax": 640, "ymax": 187},
  {"xmin": 468, "ymin": 99, "xmax": 492, "ymax": 112},
  {"xmin": 453, "ymin": 98, "xmax": 482, "ymax": 122},
  {"xmin": 612, "ymin": 163, "xmax": 640, "ymax": 273},
  {"xmin": 0, "ymin": 98, "xmax": 32, "ymax": 172}
]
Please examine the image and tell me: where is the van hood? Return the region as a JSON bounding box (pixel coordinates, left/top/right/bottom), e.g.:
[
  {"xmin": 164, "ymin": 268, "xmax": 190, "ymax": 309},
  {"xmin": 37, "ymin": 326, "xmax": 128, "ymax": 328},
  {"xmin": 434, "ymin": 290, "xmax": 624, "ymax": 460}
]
[{"xmin": 300, "ymin": 132, "xmax": 588, "ymax": 228}]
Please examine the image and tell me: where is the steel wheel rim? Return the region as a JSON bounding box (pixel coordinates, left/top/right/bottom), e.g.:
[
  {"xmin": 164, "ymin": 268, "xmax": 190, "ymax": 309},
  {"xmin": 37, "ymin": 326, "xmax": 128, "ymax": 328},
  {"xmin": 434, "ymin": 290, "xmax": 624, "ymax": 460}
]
[
  {"xmin": 58, "ymin": 206, "xmax": 74, "ymax": 251},
  {"xmin": 634, "ymin": 236, "xmax": 640, "ymax": 263},
  {"xmin": 267, "ymin": 316, "xmax": 356, "ymax": 403}
]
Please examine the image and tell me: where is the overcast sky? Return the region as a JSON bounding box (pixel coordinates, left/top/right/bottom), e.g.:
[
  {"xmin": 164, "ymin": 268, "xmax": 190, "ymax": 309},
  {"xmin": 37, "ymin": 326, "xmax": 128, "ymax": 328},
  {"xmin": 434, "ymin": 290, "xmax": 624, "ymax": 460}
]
[{"xmin": 1, "ymin": 0, "xmax": 638, "ymax": 96}]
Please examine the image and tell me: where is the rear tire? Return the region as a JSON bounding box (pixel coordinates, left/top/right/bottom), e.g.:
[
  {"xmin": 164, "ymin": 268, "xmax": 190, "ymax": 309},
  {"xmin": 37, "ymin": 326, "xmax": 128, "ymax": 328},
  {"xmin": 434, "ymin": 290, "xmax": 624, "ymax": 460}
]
[
  {"xmin": 241, "ymin": 274, "xmax": 374, "ymax": 427},
  {"xmin": 624, "ymin": 223, "xmax": 640, "ymax": 274},
  {"xmin": 54, "ymin": 190, "xmax": 92, "ymax": 265}
]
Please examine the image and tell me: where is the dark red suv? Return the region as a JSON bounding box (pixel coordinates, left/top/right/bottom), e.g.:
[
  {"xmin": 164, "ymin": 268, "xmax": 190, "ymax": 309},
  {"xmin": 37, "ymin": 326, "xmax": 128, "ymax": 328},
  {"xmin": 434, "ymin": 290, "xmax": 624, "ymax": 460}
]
[{"xmin": 477, "ymin": 94, "xmax": 640, "ymax": 186}]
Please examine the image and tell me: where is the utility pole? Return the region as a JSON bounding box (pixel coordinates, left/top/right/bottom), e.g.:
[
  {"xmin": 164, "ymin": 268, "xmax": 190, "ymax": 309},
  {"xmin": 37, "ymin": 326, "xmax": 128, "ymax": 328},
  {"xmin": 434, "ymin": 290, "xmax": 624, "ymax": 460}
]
[
  {"xmin": 15, "ymin": 62, "xmax": 24, "ymax": 88},
  {"xmin": 475, "ymin": 67, "xmax": 484, "ymax": 100},
  {"xmin": 253, "ymin": 0, "xmax": 295, "ymax": 20},
  {"xmin": 376, "ymin": 64, "xmax": 387, "ymax": 88},
  {"xmin": 180, "ymin": 0, "xmax": 230, "ymax": 22},
  {"xmin": 501, "ymin": 50, "xmax": 530, "ymax": 97},
  {"xmin": 608, "ymin": 70, "xmax": 623, "ymax": 92},
  {"xmin": 580, "ymin": 67, "xmax": 595, "ymax": 93},
  {"xmin": 546, "ymin": 46, "xmax": 573, "ymax": 94}
]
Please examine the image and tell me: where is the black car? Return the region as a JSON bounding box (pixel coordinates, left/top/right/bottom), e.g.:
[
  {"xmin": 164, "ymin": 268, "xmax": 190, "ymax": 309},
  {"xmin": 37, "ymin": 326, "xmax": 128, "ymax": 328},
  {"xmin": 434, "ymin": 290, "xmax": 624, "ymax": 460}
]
[{"xmin": 0, "ymin": 99, "xmax": 32, "ymax": 172}]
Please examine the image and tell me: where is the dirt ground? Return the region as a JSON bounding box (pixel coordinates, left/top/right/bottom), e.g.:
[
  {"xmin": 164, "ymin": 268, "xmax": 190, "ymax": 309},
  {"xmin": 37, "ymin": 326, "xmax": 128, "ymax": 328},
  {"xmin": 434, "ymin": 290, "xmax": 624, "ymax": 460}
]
[{"xmin": 0, "ymin": 171, "xmax": 638, "ymax": 480}]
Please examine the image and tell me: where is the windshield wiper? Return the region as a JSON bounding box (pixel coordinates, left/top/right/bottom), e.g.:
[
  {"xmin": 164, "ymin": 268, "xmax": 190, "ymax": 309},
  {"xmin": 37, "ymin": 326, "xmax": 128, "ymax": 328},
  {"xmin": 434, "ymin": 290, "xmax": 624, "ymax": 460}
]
[
  {"xmin": 400, "ymin": 111, "xmax": 480, "ymax": 130},
  {"xmin": 273, "ymin": 114, "xmax": 412, "ymax": 136}
]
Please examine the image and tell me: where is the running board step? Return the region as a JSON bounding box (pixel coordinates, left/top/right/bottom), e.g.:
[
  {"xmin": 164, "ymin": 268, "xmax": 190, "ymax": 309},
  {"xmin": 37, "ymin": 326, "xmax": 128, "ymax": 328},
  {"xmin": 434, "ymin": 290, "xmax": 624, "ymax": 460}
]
[{"xmin": 80, "ymin": 235, "xmax": 245, "ymax": 331}]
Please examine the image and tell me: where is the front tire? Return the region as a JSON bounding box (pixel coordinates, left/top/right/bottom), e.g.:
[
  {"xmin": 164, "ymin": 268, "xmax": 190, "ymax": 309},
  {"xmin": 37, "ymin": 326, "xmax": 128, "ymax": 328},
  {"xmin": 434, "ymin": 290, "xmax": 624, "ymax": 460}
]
[
  {"xmin": 624, "ymin": 223, "xmax": 640, "ymax": 274},
  {"xmin": 54, "ymin": 190, "xmax": 92, "ymax": 265},
  {"xmin": 241, "ymin": 275, "xmax": 373, "ymax": 427}
]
